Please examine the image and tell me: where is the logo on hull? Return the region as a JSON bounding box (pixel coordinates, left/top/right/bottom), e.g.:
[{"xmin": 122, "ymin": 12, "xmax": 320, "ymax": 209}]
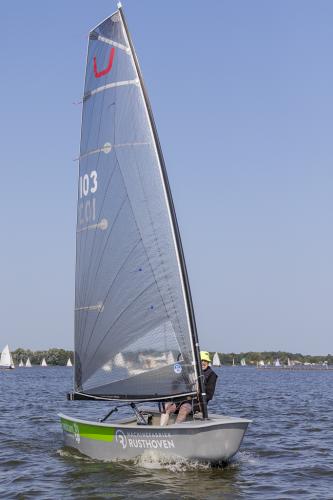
[
  {"xmin": 73, "ymin": 423, "xmax": 80, "ymax": 444},
  {"xmin": 116, "ymin": 430, "xmax": 127, "ymax": 449},
  {"xmin": 115, "ymin": 430, "xmax": 175, "ymax": 450}
]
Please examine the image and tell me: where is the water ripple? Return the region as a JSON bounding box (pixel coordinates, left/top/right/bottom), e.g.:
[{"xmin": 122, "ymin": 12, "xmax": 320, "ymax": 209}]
[{"xmin": 0, "ymin": 366, "xmax": 332, "ymax": 498}]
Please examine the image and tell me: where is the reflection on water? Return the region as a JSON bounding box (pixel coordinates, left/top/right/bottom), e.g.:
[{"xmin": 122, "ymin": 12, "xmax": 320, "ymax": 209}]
[{"xmin": 0, "ymin": 366, "xmax": 332, "ymax": 498}]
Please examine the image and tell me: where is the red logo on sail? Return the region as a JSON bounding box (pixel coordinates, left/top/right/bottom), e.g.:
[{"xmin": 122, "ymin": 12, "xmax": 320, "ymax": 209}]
[{"xmin": 93, "ymin": 48, "xmax": 115, "ymax": 78}]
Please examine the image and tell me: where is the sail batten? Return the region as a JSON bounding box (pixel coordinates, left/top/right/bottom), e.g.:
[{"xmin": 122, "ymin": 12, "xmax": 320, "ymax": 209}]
[
  {"xmin": 74, "ymin": 7, "xmax": 201, "ymax": 401},
  {"xmin": 77, "ymin": 142, "xmax": 149, "ymax": 161},
  {"xmin": 84, "ymin": 79, "xmax": 139, "ymax": 100},
  {"xmin": 75, "ymin": 303, "xmax": 104, "ymax": 312},
  {"xmin": 93, "ymin": 34, "xmax": 130, "ymax": 52}
]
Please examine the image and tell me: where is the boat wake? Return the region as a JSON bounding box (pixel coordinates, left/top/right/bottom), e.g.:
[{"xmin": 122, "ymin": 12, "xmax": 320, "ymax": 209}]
[
  {"xmin": 56, "ymin": 447, "xmax": 92, "ymax": 462},
  {"xmin": 57, "ymin": 447, "xmax": 211, "ymax": 470},
  {"xmin": 57, "ymin": 445, "xmax": 256, "ymax": 471},
  {"xmin": 230, "ymin": 450, "xmax": 258, "ymax": 466},
  {"xmin": 134, "ymin": 452, "xmax": 217, "ymax": 472}
]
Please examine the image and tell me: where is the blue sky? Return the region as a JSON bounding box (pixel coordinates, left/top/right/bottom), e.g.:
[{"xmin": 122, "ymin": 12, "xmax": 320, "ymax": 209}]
[{"xmin": 1, "ymin": 1, "xmax": 332, "ymax": 354}]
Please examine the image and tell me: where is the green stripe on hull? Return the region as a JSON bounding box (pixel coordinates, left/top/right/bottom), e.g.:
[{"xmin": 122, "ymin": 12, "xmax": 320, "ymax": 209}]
[{"xmin": 61, "ymin": 417, "xmax": 115, "ymax": 442}]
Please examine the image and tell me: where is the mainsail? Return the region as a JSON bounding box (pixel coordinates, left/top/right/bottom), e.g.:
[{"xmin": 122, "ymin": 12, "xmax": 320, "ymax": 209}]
[{"xmin": 73, "ymin": 6, "xmax": 203, "ymax": 402}]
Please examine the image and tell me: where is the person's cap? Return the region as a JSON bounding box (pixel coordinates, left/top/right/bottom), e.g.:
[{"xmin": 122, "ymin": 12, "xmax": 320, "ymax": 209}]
[{"xmin": 200, "ymin": 351, "xmax": 211, "ymax": 363}]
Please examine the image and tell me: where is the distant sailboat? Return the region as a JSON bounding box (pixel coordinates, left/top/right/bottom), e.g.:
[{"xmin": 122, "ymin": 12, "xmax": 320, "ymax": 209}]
[
  {"xmin": 66, "ymin": 358, "xmax": 73, "ymax": 367},
  {"xmin": 212, "ymin": 352, "xmax": 221, "ymax": 367},
  {"xmin": 232, "ymin": 357, "xmax": 235, "ymax": 366},
  {"xmin": 240, "ymin": 358, "xmax": 246, "ymax": 366},
  {"xmin": 166, "ymin": 351, "xmax": 175, "ymax": 364},
  {"xmin": 0, "ymin": 345, "xmax": 15, "ymax": 369},
  {"xmin": 19, "ymin": 359, "xmax": 24, "ymax": 367},
  {"xmin": 114, "ymin": 352, "xmax": 125, "ymax": 367},
  {"xmin": 25, "ymin": 358, "xmax": 32, "ymax": 367},
  {"xmin": 274, "ymin": 358, "xmax": 281, "ymax": 367},
  {"xmin": 41, "ymin": 358, "xmax": 48, "ymax": 367}
]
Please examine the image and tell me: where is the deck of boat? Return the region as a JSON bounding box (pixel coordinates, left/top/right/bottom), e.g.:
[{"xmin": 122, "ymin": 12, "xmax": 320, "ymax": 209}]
[{"xmin": 62, "ymin": 410, "xmax": 250, "ymax": 429}]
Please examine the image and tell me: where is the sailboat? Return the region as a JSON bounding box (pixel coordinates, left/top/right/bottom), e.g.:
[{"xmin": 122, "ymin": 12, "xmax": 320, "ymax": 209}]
[
  {"xmin": 240, "ymin": 358, "xmax": 246, "ymax": 366},
  {"xmin": 66, "ymin": 358, "xmax": 73, "ymax": 367},
  {"xmin": 0, "ymin": 345, "xmax": 15, "ymax": 369},
  {"xmin": 212, "ymin": 352, "xmax": 221, "ymax": 367},
  {"xmin": 274, "ymin": 358, "xmax": 281, "ymax": 367},
  {"xmin": 19, "ymin": 359, "xmax": 24, "ymax": 367},
  {"xmin": 59, "ymin": 3, "xmax": 250, "ymax": 463},
  {"xmin": 41, "ymin": 358, "xmax": 48, "ymax": 367},
  {"xmin": 25, "ymin": 358, "xmax": 32, "ymax": 367}
]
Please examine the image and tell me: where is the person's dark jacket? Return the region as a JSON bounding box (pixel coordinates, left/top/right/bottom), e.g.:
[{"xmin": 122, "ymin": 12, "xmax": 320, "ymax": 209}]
[
  {"xmin": 191, "ymin": 365, "xmax": 218, "ymax": 412},
  {"xmin": 204, "ymin": 365, "xmax": 218, "ymax": 403},
  {"xmin": 170, "ymin": 365, "xmax": 218, "ymax": 414}
]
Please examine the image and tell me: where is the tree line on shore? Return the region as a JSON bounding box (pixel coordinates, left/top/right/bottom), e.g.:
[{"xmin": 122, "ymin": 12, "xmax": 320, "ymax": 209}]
[
  {"xmin": 11, "ymin": 348, "xmax": 332, "ymax": 366},
  {"xmin": 212, "ymin": 351, "xmax": 333, "ymax": 365},
  {"xmin": 12, "ymin": 348, "xmax": 73, "ymax": 366}
]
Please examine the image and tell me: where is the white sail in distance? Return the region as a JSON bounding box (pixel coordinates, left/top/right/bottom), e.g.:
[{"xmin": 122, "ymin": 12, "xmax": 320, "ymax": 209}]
[
  {"xmin": 212, "ymin": 352, "xmax": 221, "ymax": 367},
  {"xmin": 0, "ymin": 345, "xmax": 14, "ymax": 369}
]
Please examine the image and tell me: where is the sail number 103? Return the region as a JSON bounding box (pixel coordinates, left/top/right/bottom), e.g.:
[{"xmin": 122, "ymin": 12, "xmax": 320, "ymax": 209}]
[
  {"xmin": 78, "ymin": 171, "xmax": 98, "ymax": 226},
  {"xmin": 79, "ymin": 171, "xmax": 97, "ymax": 198}
]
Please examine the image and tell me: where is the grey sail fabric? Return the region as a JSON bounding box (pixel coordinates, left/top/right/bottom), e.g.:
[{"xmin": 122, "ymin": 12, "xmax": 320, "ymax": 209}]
[{"xmin": 75, "ymin": 10, "xmax": 197, "ymax": 400}]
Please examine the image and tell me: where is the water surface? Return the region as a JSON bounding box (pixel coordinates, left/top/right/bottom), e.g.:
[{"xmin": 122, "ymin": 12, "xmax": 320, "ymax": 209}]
[{"xmin": 0, "ymin": 366, "xmax": 332, "ymax": 498}]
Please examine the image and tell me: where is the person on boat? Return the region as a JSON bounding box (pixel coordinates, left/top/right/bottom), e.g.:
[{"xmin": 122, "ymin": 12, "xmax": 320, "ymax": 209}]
[{"xmin": 160, "ymin": 351, "xmax": 218, "ymax": 426}]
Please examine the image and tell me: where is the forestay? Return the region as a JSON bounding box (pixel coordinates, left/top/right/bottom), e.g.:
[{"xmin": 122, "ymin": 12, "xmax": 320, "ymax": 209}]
[{"xmin": 74, "ymin": 9, "xmax": 199, "ymax": 401}]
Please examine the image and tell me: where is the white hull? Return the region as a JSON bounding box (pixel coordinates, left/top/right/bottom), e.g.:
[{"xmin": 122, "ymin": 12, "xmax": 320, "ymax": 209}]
[{"xmin": 59, "ymin": 410, "xmax": 250, "ymax": 464}]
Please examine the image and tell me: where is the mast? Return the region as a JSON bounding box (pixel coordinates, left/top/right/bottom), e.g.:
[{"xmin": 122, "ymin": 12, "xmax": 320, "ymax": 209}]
[{"xmin": 118, "ymin": 4, "xmax": 208, "ymax": 418}]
